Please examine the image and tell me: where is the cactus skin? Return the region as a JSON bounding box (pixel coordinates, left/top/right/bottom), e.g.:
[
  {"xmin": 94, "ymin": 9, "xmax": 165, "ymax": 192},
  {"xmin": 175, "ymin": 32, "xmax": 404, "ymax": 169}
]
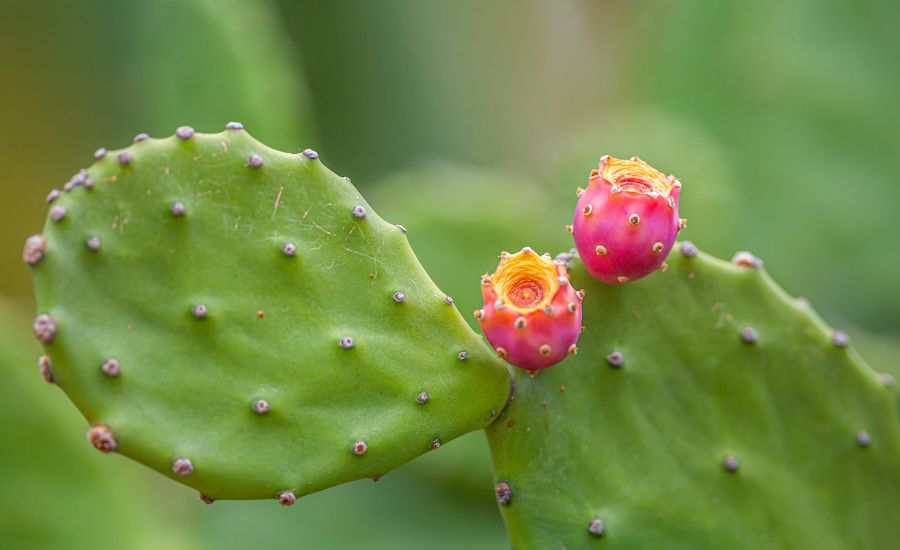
[
  {"xmin": 27, "ymin": 127, "xmax": 510, "ymax": 501},
  {"xmin": 477, "ymin": 247, "xmax": 583, "ymax": 372},
  {"xmin": 573, "ymin": 155, "xmax": 683, "ymax": 284},
  {"xmin": 487, "ymin": 247, "xmax": 900, "ymax": 548}
]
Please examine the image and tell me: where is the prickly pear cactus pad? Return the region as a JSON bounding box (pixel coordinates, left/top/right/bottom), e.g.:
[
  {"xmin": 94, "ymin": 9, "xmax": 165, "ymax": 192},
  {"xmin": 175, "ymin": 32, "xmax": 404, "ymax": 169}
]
[
  {"xmin": 486, "ymin": 246, "xmax": 900, "ymax": 548},
  {"xmin": 27, "ymin": 127, "xmax": 510, "ymax": 501}
]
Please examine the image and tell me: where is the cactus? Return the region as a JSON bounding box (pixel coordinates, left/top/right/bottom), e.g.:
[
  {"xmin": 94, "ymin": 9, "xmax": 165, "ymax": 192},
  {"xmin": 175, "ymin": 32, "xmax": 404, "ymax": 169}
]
[
  {"xmin": 486, "ymin": 245, "xmax": 900, "ymax": 548},
  {"xmin": 572, "ymin": 155, "xmax": 684, "ymax": 284},
  {"xmin": 25, "ymin": 127, "xmax": 510, "ymax": 501},
  {"xmin": 22, "ymin": 138, "xmax": 899, "ymax": 548},
  {"xmin": 477, "ymin": 247, "xmax": 584, "ymax": 372}
]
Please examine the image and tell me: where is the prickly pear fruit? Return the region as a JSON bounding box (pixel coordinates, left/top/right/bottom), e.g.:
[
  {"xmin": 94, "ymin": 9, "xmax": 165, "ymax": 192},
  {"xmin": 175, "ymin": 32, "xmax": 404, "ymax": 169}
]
[
  {"xmin": 25, "ymin": 125, "xmax": 510, "ymax": 501},
  {"xmin": 572, "ymin": 155, "xmax": 684, "ymax": 284},
  {"xmin": 476, "ymin": 247, "xmax": 583, "ymax": 372}
]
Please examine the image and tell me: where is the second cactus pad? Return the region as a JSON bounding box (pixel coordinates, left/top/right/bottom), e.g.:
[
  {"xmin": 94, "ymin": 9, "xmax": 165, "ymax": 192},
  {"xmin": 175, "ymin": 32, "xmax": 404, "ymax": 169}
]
[
  {"xmin": 28, "ymin": 127, "xmax": 510, "ymax": 501},
  {"xmin": 487, "ymin": 246, "xmax": 900, "ymax": 548}
]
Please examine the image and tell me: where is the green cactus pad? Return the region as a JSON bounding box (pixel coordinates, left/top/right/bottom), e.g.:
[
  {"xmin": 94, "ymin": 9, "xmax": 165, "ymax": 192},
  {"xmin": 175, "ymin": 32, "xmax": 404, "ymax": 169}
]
[
  {"xmin": 29, "ymin": 129, "xmax": 510, "ymax": 501},
  {"xmin": 487, "ymin": 247, "xmax": 900, "ymax": 548}
]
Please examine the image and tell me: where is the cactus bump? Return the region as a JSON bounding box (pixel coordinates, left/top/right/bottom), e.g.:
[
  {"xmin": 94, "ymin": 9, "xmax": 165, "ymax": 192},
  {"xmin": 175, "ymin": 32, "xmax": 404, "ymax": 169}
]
[
  {"xmin": 487, "ymin": 246, "xmax": 900, "ymax": 548},
  {"xmin": 24, "ymin": 125, "xmax": 511, "ymax": 501},
  {"xmin": 572, "ymin": 155, "xmax": 684, "ymax": 284},
  {"xmin": 476, "ymin": 247, "xmax": 583, "ymax": 373}
]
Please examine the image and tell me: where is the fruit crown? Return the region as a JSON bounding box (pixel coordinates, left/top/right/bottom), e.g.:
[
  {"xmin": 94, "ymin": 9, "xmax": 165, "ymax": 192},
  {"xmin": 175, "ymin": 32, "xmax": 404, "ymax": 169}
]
[
  {"xmin": 488, "ymin": 248, "xmax": 562, "ymax": 315},
  {"xmin": 593, "ymin": 155, "xmax": 679, "ymax": 197}
]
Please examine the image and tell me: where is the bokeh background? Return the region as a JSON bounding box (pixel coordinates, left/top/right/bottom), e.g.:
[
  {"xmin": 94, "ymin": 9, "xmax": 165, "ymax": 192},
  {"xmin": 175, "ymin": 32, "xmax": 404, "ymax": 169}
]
[{"xmin": 1, "ymin": 0, "xmax": 898, "ymax": 548}]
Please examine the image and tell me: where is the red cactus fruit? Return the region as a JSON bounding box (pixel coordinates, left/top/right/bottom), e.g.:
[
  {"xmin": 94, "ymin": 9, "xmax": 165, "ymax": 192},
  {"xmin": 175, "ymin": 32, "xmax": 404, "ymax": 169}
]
[
  {"xmin": 476, "ymin": 247, "xmax": 584, "ymax": 374},
  {"xmin": 572, "ymin": 155, "xmax": 685, "ymax": 284}
]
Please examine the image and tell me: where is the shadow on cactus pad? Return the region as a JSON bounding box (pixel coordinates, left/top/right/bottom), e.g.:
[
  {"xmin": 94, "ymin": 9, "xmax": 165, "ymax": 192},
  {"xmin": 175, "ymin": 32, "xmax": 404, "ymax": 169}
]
[{"xmin": 26, "ymin": 126, "xmax": 510, "ymax": 501}]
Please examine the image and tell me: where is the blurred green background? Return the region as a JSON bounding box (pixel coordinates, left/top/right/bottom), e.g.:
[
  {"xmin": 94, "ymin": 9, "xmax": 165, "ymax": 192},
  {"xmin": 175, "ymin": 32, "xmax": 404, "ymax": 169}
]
[{"xmin": 1, "ymin": 0, "xmax": 898, "ymax": 548}]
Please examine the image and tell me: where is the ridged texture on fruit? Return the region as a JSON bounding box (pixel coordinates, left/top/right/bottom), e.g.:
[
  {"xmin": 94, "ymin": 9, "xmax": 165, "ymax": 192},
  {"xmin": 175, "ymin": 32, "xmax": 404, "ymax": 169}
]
[
  {"xmin": 28, "ymin": 128, "xmax": 510, "ymax": 500},
  {"xmin": 573, "ymin": 155, "xmax": 682, "ymax": 284},
  {"xmin": 477, "ymin": 248, "xmax": 583, "ymax": 371},
  {"xmin": 487, "ymin": 246, "xmax": 900, "ymax": 548}
]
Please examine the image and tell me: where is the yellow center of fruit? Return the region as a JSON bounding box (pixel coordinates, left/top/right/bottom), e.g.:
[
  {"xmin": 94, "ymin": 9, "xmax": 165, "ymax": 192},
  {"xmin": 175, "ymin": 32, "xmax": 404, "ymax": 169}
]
[
  {"xmin": 601, "ymin": 156, "xmax": 674, "ymax": 196},
  {"xmin": 492, "ymin": 249, "xmax": 559, "ymax": 314}
]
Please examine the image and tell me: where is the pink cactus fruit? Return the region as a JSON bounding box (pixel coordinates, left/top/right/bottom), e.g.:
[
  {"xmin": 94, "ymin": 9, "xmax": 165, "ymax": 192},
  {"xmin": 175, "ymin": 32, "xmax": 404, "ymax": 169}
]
[
  {"xmin": 571, "ymin": 155, "xmax": 685, "ymax": 284},
  {"xmin": 476, "ymin": 247, "xmax": 584, "ymax": 374}
]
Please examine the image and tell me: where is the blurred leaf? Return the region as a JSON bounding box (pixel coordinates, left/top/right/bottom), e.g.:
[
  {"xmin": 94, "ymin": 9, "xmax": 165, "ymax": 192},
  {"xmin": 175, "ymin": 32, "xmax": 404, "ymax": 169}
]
[
  {"xmin": 117, "ymin": 0, "xmax": 316, "ymax": 149},
  {"xmin": 627, "ymin": 0, "xmax": 900, "ymax": 334},
  {"xmin": 278, "ymin": 0, "xmax": 615, "ymax": 180}
]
